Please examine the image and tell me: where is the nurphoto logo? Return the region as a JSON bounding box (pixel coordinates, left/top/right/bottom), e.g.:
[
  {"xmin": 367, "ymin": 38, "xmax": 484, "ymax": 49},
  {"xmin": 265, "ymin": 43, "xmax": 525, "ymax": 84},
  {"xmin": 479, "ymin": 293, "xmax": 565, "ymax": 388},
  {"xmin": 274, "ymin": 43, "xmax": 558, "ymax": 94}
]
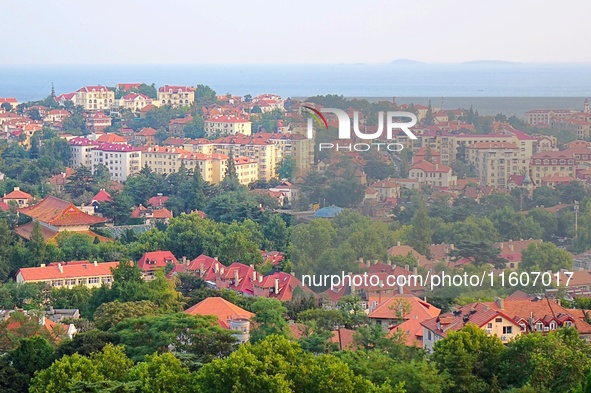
[{"xmin": 302, "ymin": 105, "xmax": 418, "ymax": 152}]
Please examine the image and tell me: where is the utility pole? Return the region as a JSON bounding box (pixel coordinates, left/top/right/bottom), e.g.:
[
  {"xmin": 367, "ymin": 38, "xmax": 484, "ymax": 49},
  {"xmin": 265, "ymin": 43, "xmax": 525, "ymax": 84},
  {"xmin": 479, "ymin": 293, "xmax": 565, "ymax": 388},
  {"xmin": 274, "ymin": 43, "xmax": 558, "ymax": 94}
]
[{"xmin": 574, "ymin": 201, "xmax": 579, "ymax": 240}]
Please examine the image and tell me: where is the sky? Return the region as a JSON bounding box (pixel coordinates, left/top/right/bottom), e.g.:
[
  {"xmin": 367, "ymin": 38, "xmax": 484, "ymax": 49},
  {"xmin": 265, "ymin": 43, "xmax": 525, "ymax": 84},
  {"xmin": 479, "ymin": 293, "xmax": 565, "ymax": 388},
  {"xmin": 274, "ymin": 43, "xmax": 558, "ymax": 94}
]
[{"xmin": 1, "ymin": 0, "xmax": 590, "ymax": 65}]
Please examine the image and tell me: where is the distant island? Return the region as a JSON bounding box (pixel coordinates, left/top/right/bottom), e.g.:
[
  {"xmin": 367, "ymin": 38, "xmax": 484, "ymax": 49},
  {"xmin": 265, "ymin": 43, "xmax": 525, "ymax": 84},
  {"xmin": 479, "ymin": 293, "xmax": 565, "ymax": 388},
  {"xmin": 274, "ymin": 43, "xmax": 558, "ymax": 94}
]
[{"xmin": 389, "ymin": 59, "xmax": 424, "ymax": 65}]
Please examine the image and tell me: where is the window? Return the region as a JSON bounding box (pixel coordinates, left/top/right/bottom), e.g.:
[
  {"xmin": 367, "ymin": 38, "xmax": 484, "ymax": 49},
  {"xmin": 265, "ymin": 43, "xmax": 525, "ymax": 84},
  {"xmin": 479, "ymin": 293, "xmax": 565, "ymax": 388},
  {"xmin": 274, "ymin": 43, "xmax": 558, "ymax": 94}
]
[
  {"xmin": 495, "ymin": 318, "xmax": 502, "ymax": 323},
  {"xmin": 89, "ymin": 277, "xmax": 100, "ymax": 284},
  {"xmin": 536, "ymin": 322, "xmax": 544, "ymax": 331},
  {"xmin": 487, "ymin": 323, "xmax": 493, "ymax": 328},
  {"xmin": 503, "ymin": 326, "xmax": 513, "ymax": 334}
]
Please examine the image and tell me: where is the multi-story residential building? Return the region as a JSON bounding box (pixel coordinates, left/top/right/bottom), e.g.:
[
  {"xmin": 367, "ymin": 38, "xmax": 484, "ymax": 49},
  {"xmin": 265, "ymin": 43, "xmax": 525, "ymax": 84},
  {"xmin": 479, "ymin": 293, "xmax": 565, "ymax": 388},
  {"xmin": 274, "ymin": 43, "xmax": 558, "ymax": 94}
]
[
  {"xmin": 409, "ymin": 160, "xmax": 456, "ymax": 188},
  {"xmin": 234, "ymin": 156, "xmax": 258, "ymax": 185},
  {"xmin": 157, "ymin": 85, "xmax": 195, "ymax": 107},
  {"xmin": 44, "ymin": 109, "xmax": 71, "ymax": 123},
  {"xmin": 76, "ymin": 86, "xmax": 115, "ymax": 111},
  {"xmin": 91, "ymin": 143, "xmax": 142, "ymax": 181},
  {"xmin": 69, "ymin": 137, "xmax": 99, "ymax": 168},
  {"xmin": 118, "ymin": 93, "xmax": 154, "ymax": 113},
  {"xmin": 16, "ymin": 261, "xmax": 119, "ymax": 289},
  {"xmin": 467, "ymin": 142, "xmax": 529, "ymax": 189},
  {"xmin": 205, "ymin": 115, "xmax": 252, "ymax": 137},
  {"xmin": 212, "ymin": 135, "xmax": 275, "ymax": 181},
  {"xmin": 85, "ymin": 112, "xmax": 112, "ymax": 132},
  {"xmin": 530, "ymin": 150, "xmax": 576, "ymax": 186},
  {"xmin": 268, "ymin": 133, "xmax": 315, "ymax": 177},
  {"xmin": 525, "ymin": 109, "xmax": 578, "ymax": 126}
]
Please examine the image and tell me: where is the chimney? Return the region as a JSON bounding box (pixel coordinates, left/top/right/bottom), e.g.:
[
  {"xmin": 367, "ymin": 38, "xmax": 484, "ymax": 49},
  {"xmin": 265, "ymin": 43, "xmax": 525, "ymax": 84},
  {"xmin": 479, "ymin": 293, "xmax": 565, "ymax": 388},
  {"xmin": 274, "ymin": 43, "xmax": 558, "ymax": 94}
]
[
  {"xmin": 373, "ymin": 259, "xmax": 378, "ymax": 265},
  {"xmin": 252, "ymin": 268, "xmax": 257, "ymax": 281},
  {"xmin": 348, "ymin": 272, "xmax": 355, "ymax": 293},
  {"xmin": 40, "ymin": 263, "xmax": 46, "ymax": 268},
  {"xmin": 258, "ymin": 275, "xmax": 263, "ymax": 283},
  {"xmin": 365, "ymin": 260, "xmax": 370, "ymax": 267},
  {"xmin": 387, "ymin": 259, "xmax": 392, "ymax": 266},
  {"xmin": 499, "ymin": 242, "xmax": 504, "ymax": 250},
  {"xmin": 183, "ymin": 256, "xmax": 187, "ymax": 265},
  {"xmin": 220, "ymin": 267, "xmax": 225, "ymax": 275},
  {"xmin": 436, "ymin": 317, "xmax": 441, "ymax": 331},
  {"xmin": 413, "ymin": 267, "xmax": 418, "ymax": 275},
  {"xmin": 199, "ymin": 263, "xmax": 204, "ymax": 276},
  {"xmin": 358, "ymin": 257, "xmax": 363, "ymax": 263},
  {"xmin": 508, "ymin": 244, "xmax": 514, "ymax": 251},
  {"xmin": 58, "ymin": 263, "xmax": 63, "ymax": 273},
  {"xmin": 234, "ymin": 270, "xmax": 239, "ymax": 286},
  {"xmin": 397, "ymin": 241, "xmax": 401, "ymax": 247},
  {"xmin": 14, "ymin": 186, "xmax": 20, "ymax": 191},
  {"xmin": 495, "ymin": 297, "xmax": 504, "ymax": 310},
  {"xmin": 404, "ymin": 264, "xmax": 410, "ymax": 271},
  {"xmin": 274, "ymin": 278, "xmax": 279, "ymax": 294},
  {"xmin": 93, "ymin": 261, "xmax": 98, "ymax": 266}
]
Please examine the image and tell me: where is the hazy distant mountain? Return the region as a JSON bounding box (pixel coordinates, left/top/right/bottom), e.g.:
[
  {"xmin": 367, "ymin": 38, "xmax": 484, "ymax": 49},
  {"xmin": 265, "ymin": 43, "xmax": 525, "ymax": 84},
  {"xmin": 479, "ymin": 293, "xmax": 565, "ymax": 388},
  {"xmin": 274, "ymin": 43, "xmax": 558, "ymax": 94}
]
[{"xmin": 389, "ymin": 59, "xmax": 424, "ymax": 65}]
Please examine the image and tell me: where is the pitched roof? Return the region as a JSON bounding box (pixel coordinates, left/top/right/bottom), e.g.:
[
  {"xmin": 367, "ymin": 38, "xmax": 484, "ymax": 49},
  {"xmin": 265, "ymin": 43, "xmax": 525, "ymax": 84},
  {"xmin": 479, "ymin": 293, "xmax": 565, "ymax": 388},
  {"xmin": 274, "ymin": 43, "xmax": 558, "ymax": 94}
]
[
  {"xmin": 184, "ymin": 297, "xmax": 253, "ymax": 329},
  {"xmin": 368, "ymin": 294, "xmax": 440, "ymax": 320},
  {"xmin": 96, "ymin": 133, "xmax": 127, "ymax": 144},
  {"xmin": 18, "ymin": 195, "xmax": 106, "ymax": 226},
  {"xmin": 92, "ymin": 189, "xmax": 111, "ymax": 203},
  {"xmin": 137, "ymin": 250, "xmax": 178, "ymax": 270},
  {"xmin": 137, "ymin": 127, "xmax": 157, "ymax": 136},
  {"xmin": 17, "ymin": 261, "xmax": 119, "ymax": 281},
  {"xmin": 3, "ymin": 188, "xmax": 33, "ymax": 200}
]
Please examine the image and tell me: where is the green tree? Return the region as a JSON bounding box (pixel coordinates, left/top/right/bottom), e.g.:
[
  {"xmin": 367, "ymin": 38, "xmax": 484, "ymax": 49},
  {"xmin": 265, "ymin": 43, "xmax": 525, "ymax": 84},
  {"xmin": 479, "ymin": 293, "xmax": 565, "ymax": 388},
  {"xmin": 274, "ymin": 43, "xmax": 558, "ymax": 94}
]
[
  {"xmin": 490, "ymin": 206, "xmax": 543, "ymax": 241},
  {"xmin": 110, "ymin": 313, "xmax": 235, "ymax": 362},
  {"xmin": 527, "ymin": 208, "xmax": 558, "ymax": 241},
  {"xmin": 409, "ymin": 201, "xmax": 433, "ymax": 257},
  {"xmin": 276, "ymin": 156, "xmax": 296, "ymax": 180},
  {"xmin": 520, "ymin": 241, "xmax": 573, "ymax": 272},
  {"xmin": 249, "ymin": 298, "xmax": 291, "ymax": 344},
  {"xmin": 450, "ymin": 239, "xmax": 506, "ymax": 268},
  {"xmin": 432, "ymin": 324, "xmax": 504, "ymax": 393},
  {"xmin": 101, "ymin": 191, "xmax": 133, "ymax": 225},
  {"xmin": 127, "ymin": 352, "xmax": 194, "ymax": 393},
  {"xmin": 532, "ymin": 186, "xmax": 560, "ymax": 207},
  {"xmin": 9, "ymin": 336, "xmax": 54, "ymax": 377},
  {"xmin": 501, "ymin": 328, "xmax": 591, "ymax": 393},
  {"xmin": 93, "ymin": 300, "xmax": 160, "ymax": 330}
]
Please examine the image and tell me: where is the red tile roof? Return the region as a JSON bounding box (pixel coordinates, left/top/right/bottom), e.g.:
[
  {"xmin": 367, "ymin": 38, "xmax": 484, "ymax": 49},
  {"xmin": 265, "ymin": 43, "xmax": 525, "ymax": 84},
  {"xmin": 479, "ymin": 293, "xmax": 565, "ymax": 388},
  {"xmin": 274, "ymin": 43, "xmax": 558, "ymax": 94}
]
[
  {"xmin": 18, "ymin": 195, "xmax": 106, "ymax": 227},
  {"xmin": 92, "ymin": 189, "xmax": 111, "ymax": 203},
  {"xmin": 77, "ymin": 86, "xmax": 110, "ymax": 93},
  {"xmin": 17, "ymin": 261, "xmax": 119, "ymax": 282},
  {"xmin": 137, "ymin": 250, "xmax": 178, "ymax": 271},
  {"xmin": 96, "ymin": 134, "xmax": 127, "ymax": 144},
  {"xmin": 3, "ymin": 188, "xmax": 33, "ymax": 201},
  {"xmin": 184, "ymin": 297, "xmax": 253, "ymax": 329},
  {"xmin": 148, "ymin": 195, "xmax": 168, "ymax": 207}
]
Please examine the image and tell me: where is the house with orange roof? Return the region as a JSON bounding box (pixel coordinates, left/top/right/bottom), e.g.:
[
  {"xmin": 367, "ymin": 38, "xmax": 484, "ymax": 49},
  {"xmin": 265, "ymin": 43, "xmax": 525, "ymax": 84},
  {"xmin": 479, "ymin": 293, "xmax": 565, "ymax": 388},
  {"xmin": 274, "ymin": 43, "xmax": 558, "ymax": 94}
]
[
  {"xmin": 252, "ymin": 271, "xmax": 311, "ymax": 302},
  {"xmin": 409, "ymin": 159, "xmax": 456, "ymax": 188},
  {"xmin": 134, "ymin": 127, "xmax": 158, "ymax": 145},
  {"xmin": 1, "ymin": 311, "xmax": 77, "ymax": 348},
  {"xmin": 137, "ymin": 250, "xmax": 179, "ymax": 280},
  {"xmin": 94, "ymin": 133, "xmax": 127, "ymax": 144},
  {"xmin": 16, "ymin": 260, "xmax": 119, "ymax": 288},
  {"xmin": 130, "ymin": 204, "xmax": 173, "ymax": 224},
  {"xmin": 14, "ymin": 195, "xmax": 107, "ymax": 241},
  {"xmin": 2, "ymin": 186, "xmax": 33, "ymax": 207},
  {"xmin": 422, "ymin": 294, "xmax": 591, "ymax": 352},
  {"xmin": 0, "ymin": 97, "xmax": 18, "ymax": 109},
  {"xmin": 368, "ymin": 294, "xmax": 440, "ymax": 347},
  {"xmin": 44, "ymin": 109, "xmax": 71, "ymax": 123},
  {"xmin": 85, "ymin": 111, "xmax": 112, "ymax": 132},
  {"xmin": 168, "ymin": 254, "xmax": 221, "ymax": 286},
  {"xmin": 184, "ymin": 297, "xmax": 254, "ymax": 343},
  {"xmin": 215, "ymin": 262, "xmax": 258, "ymax": 296}
]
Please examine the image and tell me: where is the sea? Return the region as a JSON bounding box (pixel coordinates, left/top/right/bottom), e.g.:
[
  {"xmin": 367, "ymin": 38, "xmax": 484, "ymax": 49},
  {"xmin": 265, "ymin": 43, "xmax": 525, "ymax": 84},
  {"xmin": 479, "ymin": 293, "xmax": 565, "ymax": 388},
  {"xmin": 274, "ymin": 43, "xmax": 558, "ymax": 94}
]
[{"xmin": 1, "ymin": 63, "xmax": 591, "ymax": 115}]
